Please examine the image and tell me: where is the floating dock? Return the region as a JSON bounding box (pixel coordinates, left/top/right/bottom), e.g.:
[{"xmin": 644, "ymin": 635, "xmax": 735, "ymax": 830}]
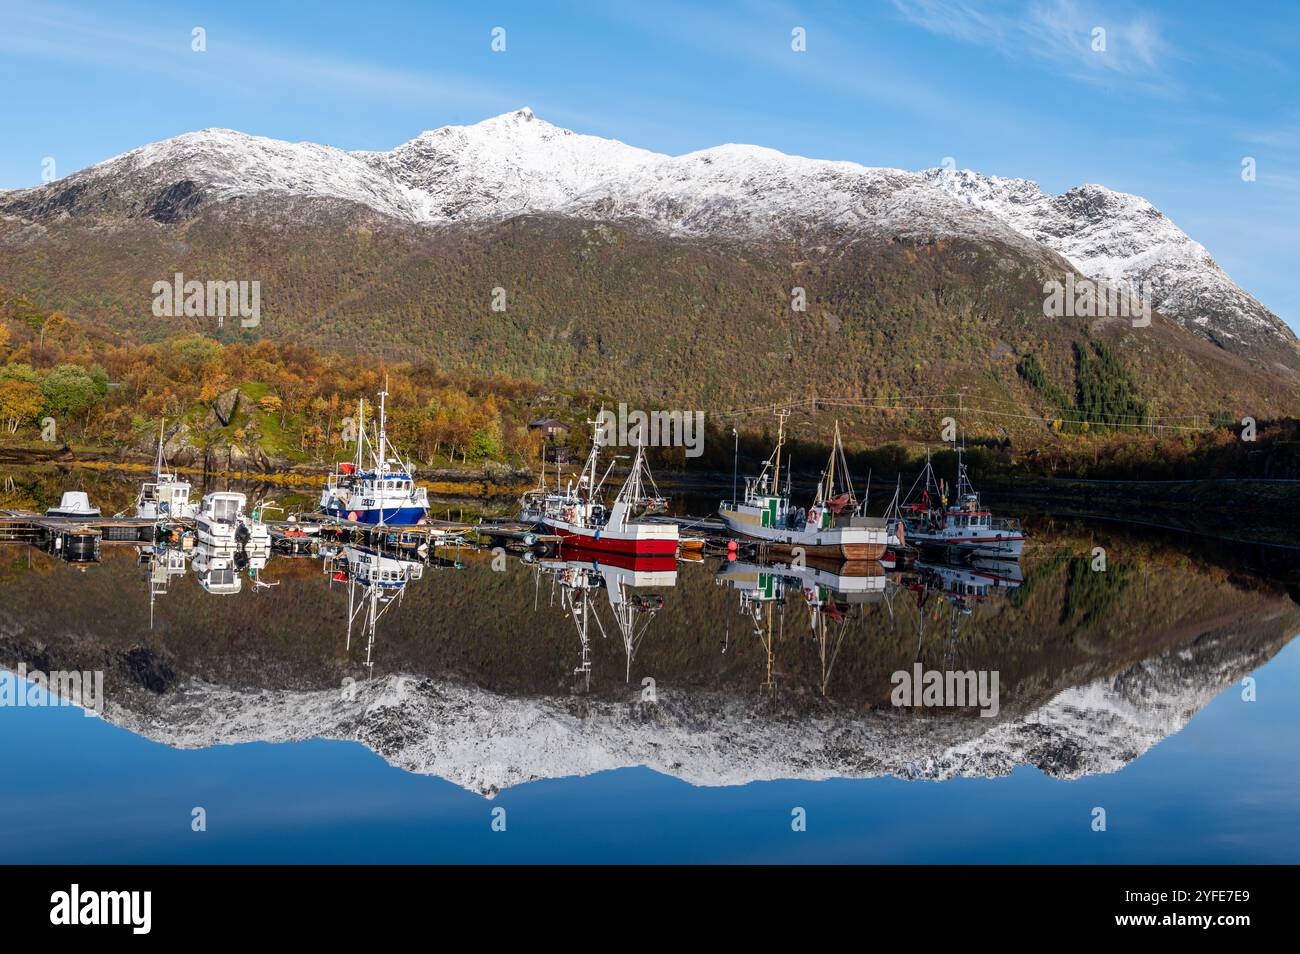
[{"xmin": 0, "ymin": 510, "xmax": 160, "ymax": 544}]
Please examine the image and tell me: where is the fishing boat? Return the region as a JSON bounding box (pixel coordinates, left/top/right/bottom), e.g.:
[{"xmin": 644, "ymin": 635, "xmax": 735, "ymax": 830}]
[
  {"xmin": 879, "ymin": 476, "xmax": 918, "ymax": 568},
  {"xmin": 522, "ymin": 421, "xmax": 679, "ymax": 556},
  {"xmin": 46, "ymin": 491, "xmax": 101, "ymax": 518},
  {"xmin": 716, "ymin": 557, "xmax": 887, "ymax": 602},
  {"xmin": 320, "ymin": 387, "xmax": 429, "ymax": 526},
  {"xmin": 718, "ymin": 414, "xmax": 888, "ymax": 561},
  {"xmin": 902, "ymin": 447, "xmax": 1025, "ymax": 559},
  {"xmin": 135, "ymin": 420, "xmax": 199, "ymax": 521},
  {"xmin": 195, "ymin": 491, "xmax": 272, "ymax": 549}
]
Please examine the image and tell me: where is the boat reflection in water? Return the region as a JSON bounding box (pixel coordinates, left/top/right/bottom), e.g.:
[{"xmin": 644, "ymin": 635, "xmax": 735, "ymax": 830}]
[
  {"xmin": 192, "ymin": 541, "xmax": 272, "ymax": 596},
  {"xmin": 326, "ymin": 544, "xmax": 426, "ymax": 675},
  {"xmin": 716, "ymin": 556, "xmax": 890, "ymax": 695},
  {"xmin": 137, "ymin": 544, "xmax": 189, "ymax": 627},
  {"xmin": 3, "ymin": 505, "xmax": 1299, "ymax": 817},
  {"xmin": 532, "ymin": 549, "xmax": 677, "ymax": 688}
]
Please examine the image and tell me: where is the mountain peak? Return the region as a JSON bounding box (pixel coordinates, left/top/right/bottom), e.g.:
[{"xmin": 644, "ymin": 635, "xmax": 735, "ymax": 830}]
[{"xmin": 3, "ymin": 110, "xmax": 1294, "ymax": 361}]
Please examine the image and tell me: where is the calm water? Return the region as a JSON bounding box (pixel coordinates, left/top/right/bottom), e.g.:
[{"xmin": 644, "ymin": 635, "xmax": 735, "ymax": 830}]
[{"xmin": 1, "ymin": 471, "xmax": 1298, "ymax": 863}]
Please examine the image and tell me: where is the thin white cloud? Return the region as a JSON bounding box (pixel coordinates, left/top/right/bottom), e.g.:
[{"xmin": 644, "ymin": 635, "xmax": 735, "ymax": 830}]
[{"xmin": 890, "ymin": 0, "xmax": 1177, "ymax": 93}]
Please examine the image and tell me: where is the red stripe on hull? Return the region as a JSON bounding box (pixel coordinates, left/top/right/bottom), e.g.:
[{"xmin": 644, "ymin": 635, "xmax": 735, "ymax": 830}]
[{"xmin": 555, "ymin": 527, "xmax": 678, "ymax": 556}]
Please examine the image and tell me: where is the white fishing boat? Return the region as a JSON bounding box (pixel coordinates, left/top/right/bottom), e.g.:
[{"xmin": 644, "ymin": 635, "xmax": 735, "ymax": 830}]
[
  {"xmin": 135, "ymin": 419, "xmax": 199, "ymax": 521},
  {"xmin": 718, "ymin": 414, "xmax": 888, "ymax": 561},
  {"xmin": 902, "ymin": 447, "xmax": 1025, "ymax": 559},
  {"xmin": 522, "ymin": 421, "xmax": 678, "ymax": 556},
  {"xmin": 46, "ymin": 491, "xmax": 100, "ymax": 518},
  {"xmin": 320, "ymin": 387, "xmax": 429, "ymax": 526},
  {"xmin": 195, "ymin": 491, "xmax": 272, "ymax": 549}
]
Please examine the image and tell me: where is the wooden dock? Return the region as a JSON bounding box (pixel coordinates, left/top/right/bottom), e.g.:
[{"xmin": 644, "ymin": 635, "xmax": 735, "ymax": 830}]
[
  {"xmin": 476, "ymin": 520, "xmax": 562, "ymax": 551},
  {"xmin": 0, "ymin": 510, "xmax": 162, "ymax": 544}
]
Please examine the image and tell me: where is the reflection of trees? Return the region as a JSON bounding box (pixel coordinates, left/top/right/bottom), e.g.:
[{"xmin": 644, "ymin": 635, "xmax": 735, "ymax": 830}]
[{"xmin": 1060, "ymin": 555, "xmax": 1135, "ymax": 627}]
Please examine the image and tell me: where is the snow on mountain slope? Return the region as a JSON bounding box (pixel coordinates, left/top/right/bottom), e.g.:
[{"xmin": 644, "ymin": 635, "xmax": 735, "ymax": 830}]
[
  {"xmin": 3, "ymin": 108, "xmax": 1292, "ymax": 355},
  {"xmin": 10, "ymin": 128, "xmax": 440, "ymax": 223},
  {"xmin": 562, "ymin": 144, "xmax": 1050, "ymax": 255},
  {"xmin": 353, "ymin": 106, "xmax": 664, "ymax": 221},
  {"xmin": 924, "ymin": 168, "xmax": 1298, "ymax": 352}
]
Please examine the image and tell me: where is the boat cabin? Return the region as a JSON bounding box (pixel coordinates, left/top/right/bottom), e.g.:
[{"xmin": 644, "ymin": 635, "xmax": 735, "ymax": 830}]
[
  {"xmin": 947, "ymin": 509, "xmax": 992, "ymax": 531},
  {"xmin": 139, "ymin": 474, "xmax": 192, "ymax": 515},
  {"xmin": 201, "ymin": 492, "xmax": 247, "ymax": 525}
]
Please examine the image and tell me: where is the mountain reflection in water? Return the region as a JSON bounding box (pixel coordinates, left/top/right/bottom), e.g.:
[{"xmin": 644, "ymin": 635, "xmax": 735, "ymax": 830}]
[{"xmin": 0, "ymin": 516, "xmax": 1297, "ymax": 798}]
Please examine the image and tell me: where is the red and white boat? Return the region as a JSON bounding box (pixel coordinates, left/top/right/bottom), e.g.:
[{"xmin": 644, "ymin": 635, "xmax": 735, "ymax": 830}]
[
  {"xmin": 902, "ymin": 447, "xmax": 1025, "ymax": 559},
  {"xmin": 520, "ymin": 422, "xmax": 679, "ymax": 557}
]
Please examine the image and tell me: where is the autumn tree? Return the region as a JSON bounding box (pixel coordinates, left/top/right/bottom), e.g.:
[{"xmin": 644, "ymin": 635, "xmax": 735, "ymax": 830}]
[{"xmin": 0, "ymin": 377, "xmax": 43, "ymax": 433}]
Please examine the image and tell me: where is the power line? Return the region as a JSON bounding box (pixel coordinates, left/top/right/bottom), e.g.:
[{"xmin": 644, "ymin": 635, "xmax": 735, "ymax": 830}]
[{"xmin": 718, "ymin": 395, "xmax": 1213, "ymax": 433}]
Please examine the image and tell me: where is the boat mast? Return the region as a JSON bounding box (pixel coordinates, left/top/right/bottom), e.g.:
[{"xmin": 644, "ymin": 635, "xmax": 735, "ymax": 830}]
[
  {"xmin": 772, "ymin": 409, "xmax": 789, "ymax": 496},
  {"xmin": 823, "ymin": 421, "xmax": 837, "ymax": 506},
  {"xmin": 376, "ymin": 382, "xmax": 389, "ymax": 478},
  {"xmin": 354, "ymin": 398, "xmax": 366, "ymax": 472},
  {"xmin": 578, "ymin": 415, "xmax": 602, "ymax": 506}
]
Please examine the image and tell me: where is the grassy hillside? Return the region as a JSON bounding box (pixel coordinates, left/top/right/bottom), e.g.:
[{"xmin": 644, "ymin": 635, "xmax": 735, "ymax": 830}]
[{"xmin": 1, "ymin": 200, "xmax": 1296, "ymax": 452}]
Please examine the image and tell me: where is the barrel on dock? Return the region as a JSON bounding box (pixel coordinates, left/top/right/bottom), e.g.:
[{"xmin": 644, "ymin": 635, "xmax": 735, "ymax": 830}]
[{"xmin": 52, "ymin": 527, "xmax": 102, "ymax": 563}]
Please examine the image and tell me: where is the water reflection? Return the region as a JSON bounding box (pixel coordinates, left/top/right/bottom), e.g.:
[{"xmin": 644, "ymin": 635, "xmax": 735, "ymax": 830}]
[
  {"xmin": 532, "ymin": 553, "xmax": 676, "ymax": 688},
  {"xmin": 1, "ymin": 513, "xmax": 1297, "ymax": 796}
]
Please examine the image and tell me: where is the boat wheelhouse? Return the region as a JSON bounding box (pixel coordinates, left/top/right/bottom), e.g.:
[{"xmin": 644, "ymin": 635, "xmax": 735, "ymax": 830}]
[
  {"xmin": 320, "ymin": 388, "xmax": 429, "ymax": 526},
  {"xmin": 135, "ymin": 420, "xmax": 198, "ymax": 521},
  {"xmin": 195, "ymin": 491, "xmax": 272, "ymax": 549},
  {"xmin": 522, "ymin": 420, "xmax": 679, "ymax": 556},
  {"xmin": 718, "ymin": 415, "xmax": 888, "ymax": 561}
]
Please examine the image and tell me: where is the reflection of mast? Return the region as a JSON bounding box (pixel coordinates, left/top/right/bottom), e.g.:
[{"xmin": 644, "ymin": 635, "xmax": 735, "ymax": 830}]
[
  {"xmin": 333, "ymin": 545, "xmax": 422, "ymax": 677},
  {"xmin": 141, "ymin": 544, "xmax": 187, "ymax": 631},
  {"xmin": 609, "ymin": 576, "xmax": 662, "ymax": 683},
  {"xmin": 746, "ymin": 593, "xmax": 781, "ymax": 694},
  {"xmin": 539, "ymin": 555, "xmax": 675, "ymax": 690},
  {"xmin": 557, "ymin": 571, "xmax": 600, "ymax": 691},
  {"xmin": 805, "ymin": 584, "xmax": 851, "ymax": 698}
]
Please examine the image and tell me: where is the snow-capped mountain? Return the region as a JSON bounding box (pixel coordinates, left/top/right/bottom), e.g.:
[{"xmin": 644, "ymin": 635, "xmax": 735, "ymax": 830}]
[
  {"xmin": 923, "ymin": 168, "xmax": 1295, "ymax": 355},
  {"xmin": 2, "ymin": 107, "xmax": 1294, "ymax": 360},
  {"xmin": 353, "ymin": 106, "xmax": 662, "ymax": 221}
]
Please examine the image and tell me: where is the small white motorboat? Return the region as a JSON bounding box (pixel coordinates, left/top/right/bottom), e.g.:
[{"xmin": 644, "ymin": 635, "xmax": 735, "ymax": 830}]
[{"xmin": 46, "ymin": 491, "xmax": 101, "ymax": 519}]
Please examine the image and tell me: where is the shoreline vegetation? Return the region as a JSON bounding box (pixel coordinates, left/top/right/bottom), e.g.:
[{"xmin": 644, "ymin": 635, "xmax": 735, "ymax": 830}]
[{"xmin": 1, "ymin": 291, "xmax": 1297, "ymax": 533}]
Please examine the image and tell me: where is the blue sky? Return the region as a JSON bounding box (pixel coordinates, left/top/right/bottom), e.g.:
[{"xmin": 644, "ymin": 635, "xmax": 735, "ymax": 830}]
[{"xmin": 2, "ymin": 0, "xmax": 1297, "ymax": 331}]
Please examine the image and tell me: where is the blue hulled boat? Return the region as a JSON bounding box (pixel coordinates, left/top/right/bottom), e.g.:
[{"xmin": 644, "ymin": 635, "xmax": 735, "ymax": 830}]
[{"xmin": 320, "ymin": 387, "xmax": 429, "ymax": 526}]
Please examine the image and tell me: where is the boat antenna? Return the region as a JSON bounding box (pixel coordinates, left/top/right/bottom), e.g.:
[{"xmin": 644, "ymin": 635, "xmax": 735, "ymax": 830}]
[
  {"xmin": 155, "ymin": 418, "xmax": 166, "ymax": 477},
  {"xmin": 731, "ymin": 427, "xmax": 739, "ymax": 508},
  {"xmin": 355, "ymin": 397, "xmax": 366, "ymax": 472}
]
